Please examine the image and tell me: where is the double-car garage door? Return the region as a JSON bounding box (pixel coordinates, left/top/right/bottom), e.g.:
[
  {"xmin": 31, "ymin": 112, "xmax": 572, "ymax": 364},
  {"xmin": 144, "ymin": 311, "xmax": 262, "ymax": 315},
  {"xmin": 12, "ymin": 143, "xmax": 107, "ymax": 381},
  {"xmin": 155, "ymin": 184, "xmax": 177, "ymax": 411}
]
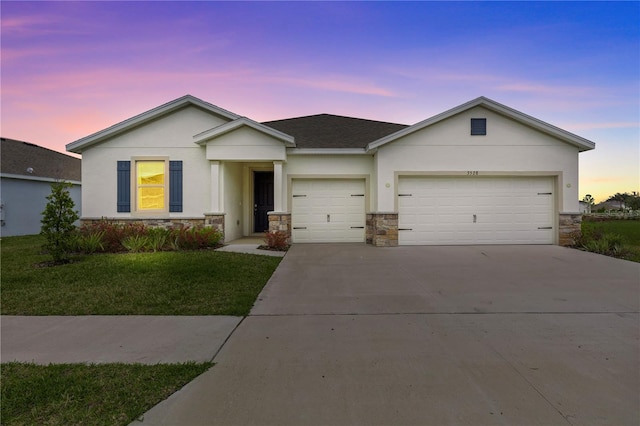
[
  {"xmin": 398, "ymin": 176, "xmax": 554, "ymax": 245},
  {"xmin": 290, "ymin": 177, "xmax": 554, "ymax": 245}
]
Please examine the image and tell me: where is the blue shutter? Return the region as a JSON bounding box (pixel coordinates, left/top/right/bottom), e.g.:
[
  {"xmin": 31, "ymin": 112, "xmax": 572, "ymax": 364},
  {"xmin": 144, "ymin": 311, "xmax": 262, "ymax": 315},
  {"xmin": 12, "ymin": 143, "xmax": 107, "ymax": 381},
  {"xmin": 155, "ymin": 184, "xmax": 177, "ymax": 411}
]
[
  {"xmin": 471, "ymin": 118, "xmax": 487, "ymax": 135},
  {"xmin": 117, "ymin": 161, "xmax": 131, "ymax": 212},
  {"xmin": 169, "ymin": 161, "xmax": 183, "ymax": 212}
]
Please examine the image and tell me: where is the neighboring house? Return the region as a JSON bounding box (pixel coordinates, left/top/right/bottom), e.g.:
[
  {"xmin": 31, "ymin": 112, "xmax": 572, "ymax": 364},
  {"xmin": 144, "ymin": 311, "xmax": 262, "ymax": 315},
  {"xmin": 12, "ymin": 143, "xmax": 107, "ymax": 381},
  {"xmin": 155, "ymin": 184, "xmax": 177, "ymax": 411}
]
[
  {"xmin": 66, "ymin": 95, "xmax": 595, "ymax": 247},
  {"xmin": 594, "ymin": 201, "xmax": 626, "ymax": 211},
  {"xmin": 1, "ymin": 138, "xmax": 81, "ymax": 236}
]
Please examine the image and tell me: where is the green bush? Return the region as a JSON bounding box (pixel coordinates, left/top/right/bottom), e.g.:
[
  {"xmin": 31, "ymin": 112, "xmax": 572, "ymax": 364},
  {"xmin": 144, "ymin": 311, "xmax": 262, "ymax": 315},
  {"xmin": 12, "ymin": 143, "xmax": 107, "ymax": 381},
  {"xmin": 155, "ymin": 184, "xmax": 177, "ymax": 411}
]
[
  {"xmin": 147, "ymin": 228, "xmax": 170, "ymax": 252},
  {"xmin": 78, "ymin": 220, "xmax": 147, "ymax": 253},
  {"xmin": 77, "ymin": 230, "xmax": 105, "ymax": 254},
  {"xmin": 40, "ymin": 181, "xmax": 79, "ymax": 263},
  {"xmin": 122, "ymin": 235, "xmax": 150, "ymax": 253},
  {"xmin": 575, "ymin": 227, "xmax": 628, "ymax": 258}
]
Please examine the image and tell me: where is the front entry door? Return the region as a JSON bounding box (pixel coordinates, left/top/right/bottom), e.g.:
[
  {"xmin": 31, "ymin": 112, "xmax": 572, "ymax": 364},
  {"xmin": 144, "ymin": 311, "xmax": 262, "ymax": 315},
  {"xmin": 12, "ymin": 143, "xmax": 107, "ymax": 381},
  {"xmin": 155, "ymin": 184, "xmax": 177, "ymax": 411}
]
[{"xmin": 254, "ymin": 172, "xmax": 274, "ymax": 233}]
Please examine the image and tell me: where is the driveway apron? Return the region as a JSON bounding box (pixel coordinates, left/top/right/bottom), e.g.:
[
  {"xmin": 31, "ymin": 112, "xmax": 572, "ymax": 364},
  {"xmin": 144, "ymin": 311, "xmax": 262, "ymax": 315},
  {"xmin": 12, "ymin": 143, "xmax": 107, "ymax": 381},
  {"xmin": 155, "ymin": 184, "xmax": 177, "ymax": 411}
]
[{"xmin": 134, "ymin": 244, "xmax": 640, "ymax": 426}]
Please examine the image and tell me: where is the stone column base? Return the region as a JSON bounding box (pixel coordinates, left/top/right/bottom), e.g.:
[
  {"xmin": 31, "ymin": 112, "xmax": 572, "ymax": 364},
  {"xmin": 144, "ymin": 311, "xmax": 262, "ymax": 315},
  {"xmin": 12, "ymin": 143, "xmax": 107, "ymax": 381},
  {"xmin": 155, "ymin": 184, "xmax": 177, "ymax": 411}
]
[
  {"xmin": 204, "ymin": 213, "xmax": 225, "ymax": 240},
  {"xmin": 366, "ymin": 213, "xmax": 398, "ymax": 247},
  {"xmin": 558, "ymin": 213, "xmax": 582, "ymax": 246},
  {"xmin": 268, "ymin": 212, "xmax": 291, "ymax": 243}
]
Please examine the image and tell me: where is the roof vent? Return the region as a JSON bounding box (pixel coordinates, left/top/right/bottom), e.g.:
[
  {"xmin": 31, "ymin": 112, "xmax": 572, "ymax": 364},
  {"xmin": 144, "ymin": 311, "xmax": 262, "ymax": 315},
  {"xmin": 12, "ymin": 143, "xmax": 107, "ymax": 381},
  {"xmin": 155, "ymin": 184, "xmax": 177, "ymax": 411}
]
[{"xmin": 471, "ymin": 118, "xmax": 486, "ymax": 135}]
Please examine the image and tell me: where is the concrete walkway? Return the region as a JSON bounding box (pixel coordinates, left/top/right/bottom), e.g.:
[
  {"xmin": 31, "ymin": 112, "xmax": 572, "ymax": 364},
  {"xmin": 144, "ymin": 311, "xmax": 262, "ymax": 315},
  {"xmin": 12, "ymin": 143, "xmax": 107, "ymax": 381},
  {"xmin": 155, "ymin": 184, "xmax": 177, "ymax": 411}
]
[
  {"xmin": 1, "ymin": 316, "xmax": 241, "ymax": 364},
  {"xmin": 215, "ymin": 237, "xmax": 287, "ymax": 257},
  {"xmin": 133, "ymin": 244, "xmax": 640, "ymax": 426}
]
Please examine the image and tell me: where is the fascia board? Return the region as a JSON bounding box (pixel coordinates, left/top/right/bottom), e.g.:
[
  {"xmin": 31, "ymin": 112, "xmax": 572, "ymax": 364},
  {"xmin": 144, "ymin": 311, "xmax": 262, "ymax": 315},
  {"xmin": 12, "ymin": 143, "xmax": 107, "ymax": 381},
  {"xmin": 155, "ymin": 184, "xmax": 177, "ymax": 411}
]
[
  {"xmin": 478, "ymin": 98, "xmax": 596, "ymax": 151},
  {"xmin": 286, "ymin": 148, "xmax": 369, "ymax": 155},
  {"xmin": 194, "ymin": 117, "xmax": 296, "ymax": 146},
  {"xmin": 1, "ymin": 173, "xmax": 81, "ymax": 185},
  {"xmin": 366, "ymin": 96, "xmax": 595, "ymax": 152},
  {"xmin": 66, "ymin": 95, "xmax": 240, "ymax": 154}
]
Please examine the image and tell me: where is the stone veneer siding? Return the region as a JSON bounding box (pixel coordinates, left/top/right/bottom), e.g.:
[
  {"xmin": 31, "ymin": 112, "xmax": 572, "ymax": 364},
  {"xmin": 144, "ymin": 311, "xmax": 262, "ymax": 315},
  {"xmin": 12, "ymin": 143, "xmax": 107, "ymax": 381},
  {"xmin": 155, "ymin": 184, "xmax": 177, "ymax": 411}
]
[
  {"xmin": 81, "ymin": 214, "xmax": 225, "ymax": 240},
  {"xmin": 558, "ymin": 213, "xmax": 582, "ymax": 247},
  {"xmin": 268, "ymin": 212, "xmax": 291, "ymax": 243},
  {"xmin": 366, "ymin": 213, "xmax": 398, "ymax": 247}
]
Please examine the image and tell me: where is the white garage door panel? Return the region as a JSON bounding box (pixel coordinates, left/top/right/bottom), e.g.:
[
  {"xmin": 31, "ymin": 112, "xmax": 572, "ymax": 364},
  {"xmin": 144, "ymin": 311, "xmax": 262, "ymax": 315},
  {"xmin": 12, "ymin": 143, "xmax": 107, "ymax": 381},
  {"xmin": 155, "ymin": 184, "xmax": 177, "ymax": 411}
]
[
  {"xmin": 292, "ymin": 179, "xmax": 366, "ymax": 243},
  {"xmin": 399, "ymin": 177, "xmax": 554, "ymax": 245}
]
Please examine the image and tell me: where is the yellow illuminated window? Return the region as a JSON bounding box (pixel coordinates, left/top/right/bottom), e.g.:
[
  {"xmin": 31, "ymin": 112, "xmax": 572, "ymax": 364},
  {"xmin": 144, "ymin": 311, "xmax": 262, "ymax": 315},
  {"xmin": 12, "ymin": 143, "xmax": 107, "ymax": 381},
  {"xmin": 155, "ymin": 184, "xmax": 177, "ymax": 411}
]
[{"xmin": 137, "ymin": 161, "xmax": 165, "ymax": 210}]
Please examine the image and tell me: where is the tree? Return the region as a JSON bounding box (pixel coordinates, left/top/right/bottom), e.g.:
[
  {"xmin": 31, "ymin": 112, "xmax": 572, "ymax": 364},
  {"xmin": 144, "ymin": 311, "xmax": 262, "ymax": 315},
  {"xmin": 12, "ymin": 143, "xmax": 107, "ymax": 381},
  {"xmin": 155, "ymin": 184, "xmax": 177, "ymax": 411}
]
[
  {"xmin": 41, "ymin": 181, "xmax": 79, "ymax": 263},
  {"xmin": 582, "ymin": 194, "xmax": 595, "ymax": 206},
  {"xmin": 627, "ymin": 193, "xmax": 640, "ymax": 211}
]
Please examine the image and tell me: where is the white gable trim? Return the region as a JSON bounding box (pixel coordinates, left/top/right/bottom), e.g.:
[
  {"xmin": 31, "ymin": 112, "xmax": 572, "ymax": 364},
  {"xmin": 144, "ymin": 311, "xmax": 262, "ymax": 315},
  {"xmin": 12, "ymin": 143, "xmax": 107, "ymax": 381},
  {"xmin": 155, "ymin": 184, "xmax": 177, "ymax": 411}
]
[
  {"xmin": 193, "ymin": 117, "xmax": 296, "ymax": 147},
  {"xmin": 367, "ymin": 96, "xmax": 595, "ymax": 152},
  {"xmin": 287, "ymin": 148, "xmax": 368, "ymax": 155},
  {"xmin": 66, "ymin": 95, "xmax": 240, "ymax": 153}
]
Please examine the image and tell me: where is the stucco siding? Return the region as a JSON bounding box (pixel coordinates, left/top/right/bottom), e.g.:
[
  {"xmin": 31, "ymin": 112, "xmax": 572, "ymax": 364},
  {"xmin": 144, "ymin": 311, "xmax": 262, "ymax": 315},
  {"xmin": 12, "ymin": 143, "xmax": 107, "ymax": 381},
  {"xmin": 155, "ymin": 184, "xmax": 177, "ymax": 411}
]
[
  {"xmin": 375, "ymin": 107, "xmax": 580, "ymax": 213},
  {"xmin": 1, "ymin": 177, "xmax": 81, "ymax": 236},
  {"xmin": 79, "ymin": 106, "xmax": 233, "ymax": 218},
  {"xmin": 205, "ymin": 127, "xmax": 287, "ymax": 161},
  {"xmin": 222, "ymin": 162, "xmax": 243, "ymax": 241},
  {"xmin": 81, "ymin": 147, "xmax": 211, "ymax": 218},
  {"xmin": 98, "ymin": 106, "xmax": 229, "ymax": 149}
]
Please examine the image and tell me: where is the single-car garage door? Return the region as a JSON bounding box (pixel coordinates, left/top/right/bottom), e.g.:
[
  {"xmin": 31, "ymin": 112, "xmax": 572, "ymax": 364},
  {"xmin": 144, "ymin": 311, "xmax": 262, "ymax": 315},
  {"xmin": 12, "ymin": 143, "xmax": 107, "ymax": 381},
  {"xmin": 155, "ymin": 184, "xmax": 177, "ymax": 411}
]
[
  {"xmin": 398, "ymin": 176, "xmax": 554, "ymax": 245},
  {"xmin": 292, "ymin": 179, "xmax": 366, "ymax": 243}
]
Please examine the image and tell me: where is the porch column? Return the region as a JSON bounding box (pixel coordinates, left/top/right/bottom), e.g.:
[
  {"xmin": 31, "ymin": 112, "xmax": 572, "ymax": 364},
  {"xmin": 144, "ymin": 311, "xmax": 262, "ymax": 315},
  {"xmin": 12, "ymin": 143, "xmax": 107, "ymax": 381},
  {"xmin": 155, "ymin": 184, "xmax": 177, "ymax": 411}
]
[
  {"xmin": 210, "ymin": 161, "xmax": 221, "ymax": 212},
  {"xmin": 273, "ymin": 161, "xmax": 283, "ymax": 212}
]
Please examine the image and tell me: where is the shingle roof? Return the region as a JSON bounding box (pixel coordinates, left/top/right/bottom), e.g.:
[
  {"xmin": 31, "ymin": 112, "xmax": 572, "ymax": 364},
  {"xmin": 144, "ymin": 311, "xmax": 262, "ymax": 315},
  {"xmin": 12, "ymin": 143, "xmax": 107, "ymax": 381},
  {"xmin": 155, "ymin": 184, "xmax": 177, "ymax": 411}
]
[
  {"xmin": 262, "ymin": 114, "xmax": 408, "ymax": 149},
  {"xmin": 1, "ymin": 138, "xmax": 81, "ymax": 181}
]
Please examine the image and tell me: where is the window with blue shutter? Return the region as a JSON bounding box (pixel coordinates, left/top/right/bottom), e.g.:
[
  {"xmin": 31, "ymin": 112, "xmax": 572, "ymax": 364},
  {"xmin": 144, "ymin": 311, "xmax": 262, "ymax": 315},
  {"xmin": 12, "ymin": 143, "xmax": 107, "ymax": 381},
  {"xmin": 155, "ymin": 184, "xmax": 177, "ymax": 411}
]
[
  {"xmin": 117, "ymin": 161, "xmax": 131, "ymax": 212},
  {"xmin": 169, "ymin": 161, "xmax": 183, "ymax": 212},
  {"xmin": 471, "ymin": 118, "xmax": 487, "ymax": 135}
]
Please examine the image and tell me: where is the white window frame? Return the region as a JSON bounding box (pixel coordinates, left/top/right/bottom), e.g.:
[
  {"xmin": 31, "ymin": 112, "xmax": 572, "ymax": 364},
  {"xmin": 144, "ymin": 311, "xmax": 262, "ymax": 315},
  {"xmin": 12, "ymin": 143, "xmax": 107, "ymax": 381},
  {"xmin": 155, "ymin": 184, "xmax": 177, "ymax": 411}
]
[{"xmin": 131, "ymin": 156, "xmax": 170, "ymax": 215}]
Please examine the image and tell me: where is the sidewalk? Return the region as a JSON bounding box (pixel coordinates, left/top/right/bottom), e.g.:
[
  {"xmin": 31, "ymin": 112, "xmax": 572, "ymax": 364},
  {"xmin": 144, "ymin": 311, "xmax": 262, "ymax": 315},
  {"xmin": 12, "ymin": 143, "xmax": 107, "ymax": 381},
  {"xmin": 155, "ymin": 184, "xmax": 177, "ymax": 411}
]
[{"xmin": 1, "ymin": 316, "xmax": 241, "ymax": 364}]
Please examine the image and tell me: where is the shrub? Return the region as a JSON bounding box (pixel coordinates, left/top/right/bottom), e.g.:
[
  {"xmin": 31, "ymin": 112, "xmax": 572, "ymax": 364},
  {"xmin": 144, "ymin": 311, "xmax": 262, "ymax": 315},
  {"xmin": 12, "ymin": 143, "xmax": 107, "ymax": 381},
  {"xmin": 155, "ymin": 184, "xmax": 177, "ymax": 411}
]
[
  {"xmin": 170, "ymin": 226, "xmax": 223, "ymax": 250},
  {"xmin": 77, "ymin": 231, "xmax": 105, "ymax": 254},
  {"xmin": 575, "ymin": 226, "xmax": 628, "ymax": 258},
  {"xmin": 122, "ymin": 235, "xmax": 150, "ymax": 253},
  {"xmin": 79, "ymin": 220, "xmax": 147, "ymax": 252},
  {"xmin": 263, "ymin": 231, "xmax": 289, "ymax": 251},
  {"xmin": 40, "ymin": 181, "xmax": 80, "ymax": 263},
  {"xmin": 147, "ymin": 228, "xmax": 170, "ymax": 252}
]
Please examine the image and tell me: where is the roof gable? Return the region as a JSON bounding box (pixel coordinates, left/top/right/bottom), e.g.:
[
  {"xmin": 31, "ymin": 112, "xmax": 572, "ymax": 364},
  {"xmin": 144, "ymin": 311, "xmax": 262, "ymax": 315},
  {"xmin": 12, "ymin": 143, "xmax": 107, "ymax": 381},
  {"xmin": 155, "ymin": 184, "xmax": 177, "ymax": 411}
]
[
  {"xmin": 194, "ymin": 117, "xmax": 295, "ymax": 146},
  {"xmin": 1, "ymin": 138, "xmax": 81, "ymax": 181},
  {"xmin": 66, "ymin": 95, "xmax": 240, "ymax": 153},
  {"xmin": 367, "ymin": 97, "xmax": 595, "ymax": 152},
  {"xmin": 263, "ymin": 114, "xmax": 408, "ymax": 149}
]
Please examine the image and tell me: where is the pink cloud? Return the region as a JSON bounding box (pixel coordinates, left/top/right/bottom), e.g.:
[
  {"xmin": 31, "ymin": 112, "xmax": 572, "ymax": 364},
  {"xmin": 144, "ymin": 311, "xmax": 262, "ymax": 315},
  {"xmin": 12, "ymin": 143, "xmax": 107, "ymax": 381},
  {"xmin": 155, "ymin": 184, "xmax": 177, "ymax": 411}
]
[
  {"xmin": 266, "ymin": 75, "xmax": 397, "ymax": 97},
  {"xmin": 562, "ymin": 122, "xmax": 640, "ymax": 131}
]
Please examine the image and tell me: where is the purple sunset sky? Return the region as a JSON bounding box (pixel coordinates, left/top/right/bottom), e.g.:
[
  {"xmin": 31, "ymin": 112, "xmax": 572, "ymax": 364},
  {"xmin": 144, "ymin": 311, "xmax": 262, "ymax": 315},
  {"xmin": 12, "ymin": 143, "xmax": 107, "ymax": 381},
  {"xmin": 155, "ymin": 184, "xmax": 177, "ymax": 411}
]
[{"xmin": 2, "ymin": 1, "xmax": 638, "ymax": 202}]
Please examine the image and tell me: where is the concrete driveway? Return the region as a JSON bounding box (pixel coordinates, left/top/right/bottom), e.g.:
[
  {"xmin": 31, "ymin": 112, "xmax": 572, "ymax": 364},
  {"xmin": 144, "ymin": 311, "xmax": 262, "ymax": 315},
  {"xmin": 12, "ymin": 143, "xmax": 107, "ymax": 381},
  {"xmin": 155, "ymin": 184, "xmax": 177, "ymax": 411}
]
[{"xmin": 135, "ymin": 245, "xmax": 639, "ymax": 426}]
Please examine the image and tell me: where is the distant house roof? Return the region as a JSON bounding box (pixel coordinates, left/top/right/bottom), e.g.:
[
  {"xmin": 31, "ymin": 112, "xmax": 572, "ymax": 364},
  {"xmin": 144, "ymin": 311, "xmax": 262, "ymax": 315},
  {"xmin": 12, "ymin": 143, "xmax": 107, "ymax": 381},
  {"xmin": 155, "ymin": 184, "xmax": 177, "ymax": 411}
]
[
  {"xmin": 263, "ymin": 114, "xmax": 408, "ymax": 149},
  {"xmin": 1, "ymin": 138, "xmax": 81, "ymax": 182}
]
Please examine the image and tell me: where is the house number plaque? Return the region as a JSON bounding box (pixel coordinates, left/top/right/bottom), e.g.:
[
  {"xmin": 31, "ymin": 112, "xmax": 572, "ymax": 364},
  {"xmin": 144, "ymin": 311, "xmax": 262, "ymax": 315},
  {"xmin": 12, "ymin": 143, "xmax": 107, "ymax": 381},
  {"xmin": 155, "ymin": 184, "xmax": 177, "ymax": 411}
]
[{"xmin": 466, "ymin": 171, "xmax": 479, "ymax": 175}]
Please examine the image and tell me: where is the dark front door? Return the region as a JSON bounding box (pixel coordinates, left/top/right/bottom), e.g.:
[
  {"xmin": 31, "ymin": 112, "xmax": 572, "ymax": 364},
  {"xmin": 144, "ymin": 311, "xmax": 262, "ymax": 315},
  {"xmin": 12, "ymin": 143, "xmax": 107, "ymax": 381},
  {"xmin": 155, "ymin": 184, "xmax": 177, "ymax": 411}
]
[{"xmin": 254, "ymin": 171, "xmax": 274, "ymax": 233}]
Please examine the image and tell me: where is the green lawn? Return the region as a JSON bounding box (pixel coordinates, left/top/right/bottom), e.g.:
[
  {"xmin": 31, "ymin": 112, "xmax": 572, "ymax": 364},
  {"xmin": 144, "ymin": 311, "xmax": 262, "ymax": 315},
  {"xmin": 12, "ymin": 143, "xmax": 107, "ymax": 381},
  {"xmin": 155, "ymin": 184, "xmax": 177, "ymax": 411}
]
[
  {"xmin": 1, "ymin": 235, "xmax": 281, "ymax": 315},
  {"xmin": 1, "ymin": 362, "xmax": 212, "ymax": 426},
  {"xmin": 1, "ymin": 235, "xmax": 281, "ymax": 425},
  {"xmin": 581, "ymin": 219, "xmax": 640, "ymax": 262}
]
